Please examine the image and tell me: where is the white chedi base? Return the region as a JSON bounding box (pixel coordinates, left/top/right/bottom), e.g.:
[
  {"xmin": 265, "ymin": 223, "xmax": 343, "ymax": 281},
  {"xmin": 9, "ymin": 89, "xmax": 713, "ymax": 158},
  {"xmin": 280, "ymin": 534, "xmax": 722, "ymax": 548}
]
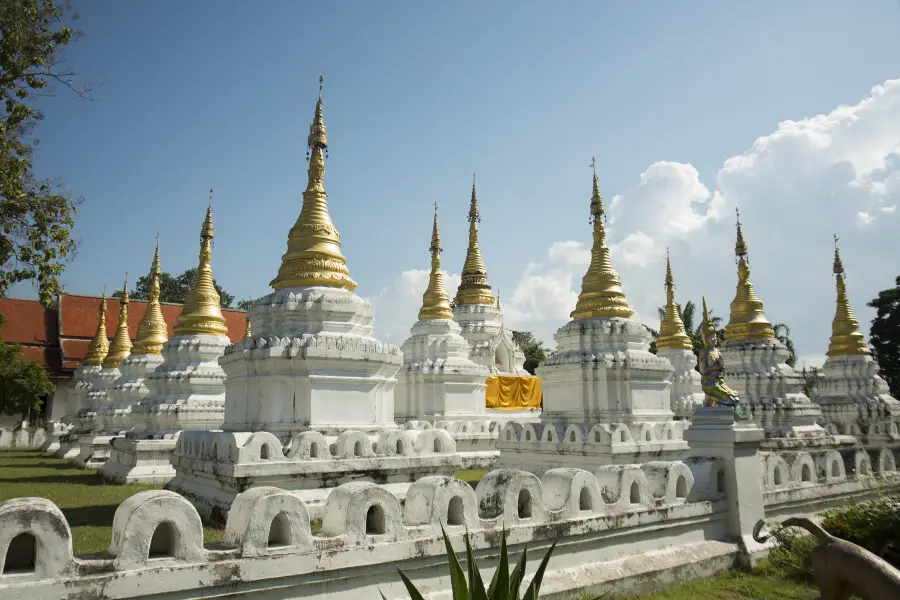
[
  {"xmin": 64, "ymin": 364, "xmax": 100, "ymax": 433},
  {"xmin": 100, "ymin": 334, "xmax": 228, "ymax": 485},
  {"xmin": 453, "ymin": 302, "xmax": 526, "ymax": 376},
  {"xmin": 70, "ymin": 367, "xmax": 120, "ymax": 467},
  {"xmin": 129, "ymin": 333, "xmax": 229, "ymax": 437},
  {"xmin": 720, "ymin": 338, "xmax": 827, "ymax": 443},
  {"xmin": 221, "ymin": 287, "xmax": 402, "ymax": 434},
  {"xmin": 105, "ymin": 353, "xmax": 165, "ymax": 434},
  {"xmin": 818, "ymin": 353, "xmax": 900, "ymax": 445},
  {"xmin": 395, "ymin": 318, "xmax": 493, "ymax": 468},
  {"xmin": 92, "ymin": 367, "xmax": 123, "ymax": 434},
  {"xmin": 539, "ymin": 318, "xmax": 675, "ymax": 423},
  {"xmin": 497, "ymin": 317, "xmax": 686, "ymax": 475},
  {"xmin": 657, "ymin": 348, "xmax": 704, "ymax": 420},
  {"xmin": 395, "ymin": 318, "xmax": 490, "ymax": 421}
]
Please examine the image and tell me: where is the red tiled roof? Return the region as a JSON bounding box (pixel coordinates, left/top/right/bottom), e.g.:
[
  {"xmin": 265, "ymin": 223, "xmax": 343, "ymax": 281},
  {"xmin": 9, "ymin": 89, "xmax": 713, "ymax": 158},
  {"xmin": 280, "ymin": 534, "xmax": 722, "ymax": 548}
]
[{"xmin": 0, "ymin": 294, "xmax": 247, "ymax": 375}]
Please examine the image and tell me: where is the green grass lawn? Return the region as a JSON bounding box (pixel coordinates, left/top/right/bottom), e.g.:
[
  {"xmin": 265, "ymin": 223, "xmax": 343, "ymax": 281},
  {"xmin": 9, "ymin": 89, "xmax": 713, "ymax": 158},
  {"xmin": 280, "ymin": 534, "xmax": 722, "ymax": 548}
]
[
  {"xmin": 617, "ymin": 571, "xmax": 817, "ymax": 600},
  {"xmin": 0, "ymin": 449, "xmax": 225, "ymax": 554}
]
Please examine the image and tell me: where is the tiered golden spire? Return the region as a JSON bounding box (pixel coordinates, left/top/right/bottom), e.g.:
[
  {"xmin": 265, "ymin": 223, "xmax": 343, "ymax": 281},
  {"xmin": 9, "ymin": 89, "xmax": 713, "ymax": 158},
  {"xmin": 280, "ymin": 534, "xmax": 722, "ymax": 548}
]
[
  {"xmin": 270, "ymin": 76, "xmax": 357, "ymax": 291},
  {"xmin": 418, "ymin": 203, "xmax": 454, "ymax": 320},
  {"xmin": 83, "ymin": 289, "xmax": 110, "ymax": 367},
  {"xmin": 656, "ymin": 250, "xmax": 693, "ymax": 351},
  {"xmin": 132, "ymin": 237, "xmax": 169, "ymax": 355},
  {"xmin": 102, "ymin": 276, "xmax": 132, "ymax": 368},
  {"xmin": 243, "ymin": 317, "xmax": 252, "ymax": 339},
  {"xmin": 827, "ymin": 235, "xmax": 869, "ymax": 357},
  {"xmin": 172, "ymin": 191, "xmax": 229, "ymax": 338},
  {"xmin": 724, "ymin": 208, "xmax": 775, "ymax": 341},
  {"xmin": 571, "ymin": 158, "xmax": 633, "ymax": 320},
  {"xmin": 454, "ymin": 175, "xmax": 495, "ymax": 306}
]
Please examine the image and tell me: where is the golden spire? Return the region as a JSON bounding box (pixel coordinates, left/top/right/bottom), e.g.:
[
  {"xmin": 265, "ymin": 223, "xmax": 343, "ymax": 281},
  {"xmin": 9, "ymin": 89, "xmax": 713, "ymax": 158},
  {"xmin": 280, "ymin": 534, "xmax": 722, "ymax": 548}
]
[
  {"xmin": 454, "ymin": 175, "xmax": 495, "ymax": 306},
  {"xmin": 131, "ymin": 236, "xmax": 169, "ymax": 355},
  {"xmin": 270, "ymin": 76, "xmax": 357, "ymax": 292},
  {"xmin": 657, "ymin": 250, "xmax": 693, "ymax": 351},
  {"xmin": 102, "ymin": 275, "xmax": 132, "ymax": 368},
  {"xmin": 827, "ymin": 235, "xmax": 870, "ymax": 356},
  {"xmin": 83, "ymin": 288, "xmax": 110, "ymax": 367},
  {"xmin": 571, "ymin": 158, "xmax": 634, "ymax": 320},
  {"xmin": 725, "ymin": 208, "xmax": 775, "ymax": 341},
  {"xmin": 173, "ymin": 191, "xmax": 229, "ymax": 338},
  {"xmin": 418, "ymin": 202, "xmax": 454, "ymax": 320},
  {"xmin": 243, "ymin": 317, "xmax": 252, "ymax": 339}
]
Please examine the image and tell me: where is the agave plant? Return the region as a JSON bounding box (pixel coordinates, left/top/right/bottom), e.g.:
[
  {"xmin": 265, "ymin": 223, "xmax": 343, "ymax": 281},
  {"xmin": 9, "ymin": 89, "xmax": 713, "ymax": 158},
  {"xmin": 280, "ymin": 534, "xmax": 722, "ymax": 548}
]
[{"xmin": 383, "ymin": 526, "xmax": 598, "ymax": 600}]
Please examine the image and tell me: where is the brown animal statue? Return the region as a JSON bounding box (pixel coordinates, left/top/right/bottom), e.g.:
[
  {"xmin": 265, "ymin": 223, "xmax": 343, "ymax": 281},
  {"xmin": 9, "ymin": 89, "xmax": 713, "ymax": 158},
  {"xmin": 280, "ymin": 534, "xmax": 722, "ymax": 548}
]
[{"xmin": 753, "ymin": 517, "xmax": 900, "ymax": 600}]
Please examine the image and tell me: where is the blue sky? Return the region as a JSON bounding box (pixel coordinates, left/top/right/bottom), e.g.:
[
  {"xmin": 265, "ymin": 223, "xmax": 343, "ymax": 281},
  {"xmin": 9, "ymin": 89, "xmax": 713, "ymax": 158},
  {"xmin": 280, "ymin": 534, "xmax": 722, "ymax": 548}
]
[{"xmin": 15, "ymin": 0, "xmax": 900, "ymax": 363}]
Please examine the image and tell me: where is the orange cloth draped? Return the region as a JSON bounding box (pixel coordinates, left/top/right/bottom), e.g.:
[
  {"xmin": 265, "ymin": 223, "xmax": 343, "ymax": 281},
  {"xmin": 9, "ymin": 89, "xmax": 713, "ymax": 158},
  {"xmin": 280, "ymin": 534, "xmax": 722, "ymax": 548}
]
[{"xmin": 485, "ymin": 376, "xmax": 542, "ymax": 410}]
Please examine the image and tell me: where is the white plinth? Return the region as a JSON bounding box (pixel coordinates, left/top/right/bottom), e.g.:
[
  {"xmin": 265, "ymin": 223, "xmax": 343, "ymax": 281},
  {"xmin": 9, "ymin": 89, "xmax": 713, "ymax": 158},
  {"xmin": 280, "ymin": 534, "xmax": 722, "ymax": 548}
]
[
  {"xmin": 100, "ymin": 437, "xmax": 178, "ymax": 484},
  {"xmin": 395, "ymin": 318, "xmax": 490, "ymax": 421},
  {"xmin": 818, "ymin": 353, "xmax": 900, "ymax": 445},
  {"xmin": 453, "ymin": 302, "xmax": 526, "ymax": 376},
  {"xmin": 221, "ymin": 287, "xmax": 402, "ymax": 434},
  {"xmin": 72, "ymin": 433, "xmax": 122, "ymax": 469},
  {"xmin": 657, "ymin": 348, "xmax": 704, "ymax": 420},
  {"xmin": 67, "ymin": 365, "xmax": 101, "ymax": 435},
  {"xmin": 720, "ymin": 338, "xmax": 827, "ymax": 443},
  {"xmin": 91, "ymin": 367, "xmax": 122, "ymax": 434}
]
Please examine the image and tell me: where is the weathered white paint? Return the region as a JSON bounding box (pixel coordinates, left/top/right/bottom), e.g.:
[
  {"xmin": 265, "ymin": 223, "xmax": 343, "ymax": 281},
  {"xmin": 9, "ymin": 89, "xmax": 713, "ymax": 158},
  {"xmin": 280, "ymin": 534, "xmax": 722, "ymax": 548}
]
[
  {"xmin": 657, "ymin": 347, "xmax": 704, "ymax": 420},
  {"xmin": 453, "ymin": 302, "xmax": 526, "ymax": 376}
]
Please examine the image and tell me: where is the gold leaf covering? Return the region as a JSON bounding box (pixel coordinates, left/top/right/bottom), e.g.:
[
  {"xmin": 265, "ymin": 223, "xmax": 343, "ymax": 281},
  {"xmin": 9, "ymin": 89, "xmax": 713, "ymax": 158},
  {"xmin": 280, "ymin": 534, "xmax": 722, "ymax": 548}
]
[
  {"xmin": 270, "ymin": 76, "xmax": 357, "ymax": 292},
  {"xmin": 83, "ymin": 292, "xmax": 110, "ymax": 367},
  {"xmin": 172, "ymin": 196, "xmax": 229, "ymax": 338},
  {"xmin": 827, "ymin": 237, "xmax": 869, "ymax": 357},
  {"xmin": 571, "ymin": 159, "xmax": 633, "ymax": 320},
  {"xmin": 657, "ymin": 251, "xmax": 693, "ymax": 351},
  {"xmin": 131, "ymin": 240, "xmax": 169, "ymax": 355},
  {"xmin": 454, "ymin": 176, "xmax": 495, "ymax": 306},
  {"xmin": 725, "ymin": 209, "xmax": 775, "ymax": 341},
  {"xmin": 418, "ymin": 203, "xmax": 454, "ymax": 320},
  {"xmin": 243, "ymin": 317, "xmax": 251, "ymax": 339},
  {"xmin": 102, "ymin": 277, "xmax": 132, "ymax": 368}
]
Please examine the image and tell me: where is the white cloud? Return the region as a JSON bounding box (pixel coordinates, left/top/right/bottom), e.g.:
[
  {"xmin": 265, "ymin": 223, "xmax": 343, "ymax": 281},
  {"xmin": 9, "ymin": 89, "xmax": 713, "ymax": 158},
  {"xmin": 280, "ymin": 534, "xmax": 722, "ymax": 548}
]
[
  {"xmin": 375, "ymin": 80, "xmax": 900, "ymax": 359},
  {"xmin": 368, "ymin": 270, "xmax": 461, "ymax": 343}
]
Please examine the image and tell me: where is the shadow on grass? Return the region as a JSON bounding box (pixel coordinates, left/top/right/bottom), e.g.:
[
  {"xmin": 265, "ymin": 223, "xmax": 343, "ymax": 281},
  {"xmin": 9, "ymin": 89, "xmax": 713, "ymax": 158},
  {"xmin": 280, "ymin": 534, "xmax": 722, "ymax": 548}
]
[
  {"xmin": 63, "ymin": 504, "xmax": 120, "ymax": 528},
  {"xmin": 0, "ymin": 474, "xmax": 110, "ymax": 485}
]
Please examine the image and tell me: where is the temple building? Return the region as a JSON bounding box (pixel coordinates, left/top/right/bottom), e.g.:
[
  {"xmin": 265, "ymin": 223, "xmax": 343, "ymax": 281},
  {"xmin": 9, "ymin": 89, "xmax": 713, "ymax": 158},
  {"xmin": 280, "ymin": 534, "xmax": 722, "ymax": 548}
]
[
  {"xmin": 497, "ymin": 161, "xmax": 689, "ymax": 475},
  {"xmin": 72, "ymin": 278, "xmax": 133, "ymax": 468},
  {"xmin": 817, "ymin": 237, "xmax": 900, "ymax": 447},
  {"xmin": 395, "ymin": 205, "xmax": 494, "ymax": 466},
  {"xmin": 102, "ymin": 198, "xmax": 232, "ymax": 484},
  {"xmin": 451, "ymin": 179, "xmax": 541, "ymax": 416},
  {"xmin": 656, "ymin": 252, "xmax": 704, "ymax": 420},
  {"xmin": 719, "ymin": 211, "xmax": 826, "ymax": 444},
  {"xmin": 166, "ymin": 79, "xmax": 461, "ymax": 522}
]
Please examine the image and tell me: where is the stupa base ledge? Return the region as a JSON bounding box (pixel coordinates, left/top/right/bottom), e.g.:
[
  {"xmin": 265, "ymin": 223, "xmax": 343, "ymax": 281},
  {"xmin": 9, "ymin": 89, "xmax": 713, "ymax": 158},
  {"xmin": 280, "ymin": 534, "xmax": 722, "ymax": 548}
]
[
  {"xmin": 71, "ymin": 433, "xmax": 124, "ymax": 469},
  {"xmin": 98, "ymin": 436, "xmax": 181, "ymax": 485}
]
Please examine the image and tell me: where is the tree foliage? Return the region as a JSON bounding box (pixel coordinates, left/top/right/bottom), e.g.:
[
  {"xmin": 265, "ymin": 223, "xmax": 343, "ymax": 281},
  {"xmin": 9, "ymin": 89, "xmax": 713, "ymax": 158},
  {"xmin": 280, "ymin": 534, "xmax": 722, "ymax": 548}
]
[
  {"xmin": 0, "ymin": 317, "xmax": 53, "ymax": 418},
  {"xmin": 0, "ymin": 0, "xmax": 85, "ymax": 306},
  {"xmin": 511, "ymin": 330, "xmax": 549, "ymax": 375},
  {"xmin": 868, "ymin": 275, "xmax": 900, "ymax": 397},
  {"xmin": 236, "ymin": 298, "xmax": 254, "ymax": 311},
  {"xmin": 113, "ymin": 268, "xmax": 235, "ymax": 308}
]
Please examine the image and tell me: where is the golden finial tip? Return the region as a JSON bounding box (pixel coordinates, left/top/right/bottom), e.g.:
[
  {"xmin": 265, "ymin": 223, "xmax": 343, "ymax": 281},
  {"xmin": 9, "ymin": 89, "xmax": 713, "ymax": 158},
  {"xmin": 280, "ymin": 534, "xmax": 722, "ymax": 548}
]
[{"xmin": 319, "ymin": 74, "xmax": 324, "ymax": 98}]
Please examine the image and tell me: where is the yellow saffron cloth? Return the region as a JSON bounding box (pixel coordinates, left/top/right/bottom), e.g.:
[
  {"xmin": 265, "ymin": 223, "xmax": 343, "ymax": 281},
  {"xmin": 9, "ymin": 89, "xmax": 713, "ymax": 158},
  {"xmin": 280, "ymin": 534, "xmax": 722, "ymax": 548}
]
[{"xmin": 485, "ymin": 376, "xmax": 543, "ymax": 410}]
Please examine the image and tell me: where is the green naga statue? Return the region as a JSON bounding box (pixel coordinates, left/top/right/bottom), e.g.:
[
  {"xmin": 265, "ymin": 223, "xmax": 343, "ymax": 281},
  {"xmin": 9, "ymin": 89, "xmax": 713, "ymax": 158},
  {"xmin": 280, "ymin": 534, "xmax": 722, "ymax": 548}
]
[{"xmin": 698, "ymin": 297, "xmax": 740, "ymax": 408}]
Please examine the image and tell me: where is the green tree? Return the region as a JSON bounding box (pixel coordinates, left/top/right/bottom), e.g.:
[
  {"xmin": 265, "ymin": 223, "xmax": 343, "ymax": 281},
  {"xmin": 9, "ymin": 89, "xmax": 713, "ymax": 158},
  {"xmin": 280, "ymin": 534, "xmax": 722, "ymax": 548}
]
[
  {"xmin": 236, "ymin": 298, "xmax": 254, "ymax": 311},
  {"xmin": 868, "ymin": 276, "xmax": 900, "ymax": 397},
  {"xmin": 0, "ymin": 315, "xmax": 53, "ymax": 419},
  {"xmin": 511, "ymin": 330, "xmax": 548, "ymax": 375},
  {"xmin": 773, "ymin": 323, "xmax": 797, "ymax": 367},
  {"xmin": 114, "ymin": 268, "xmax": 235, "ymax": 308},
  {"xmin": 800, "ymin": 365, "xmax": 822, "ymax": 399},
  {"xmin": 0, "ymin": 0, "xmax": 85, "ymax": 307}
]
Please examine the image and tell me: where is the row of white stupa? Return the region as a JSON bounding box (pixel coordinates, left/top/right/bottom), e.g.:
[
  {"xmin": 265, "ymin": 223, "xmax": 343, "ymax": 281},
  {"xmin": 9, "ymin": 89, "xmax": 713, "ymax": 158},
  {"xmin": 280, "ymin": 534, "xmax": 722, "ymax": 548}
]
[{"xmin": 47, "ymin": 78, "xmax": 897, "ymax": 521}]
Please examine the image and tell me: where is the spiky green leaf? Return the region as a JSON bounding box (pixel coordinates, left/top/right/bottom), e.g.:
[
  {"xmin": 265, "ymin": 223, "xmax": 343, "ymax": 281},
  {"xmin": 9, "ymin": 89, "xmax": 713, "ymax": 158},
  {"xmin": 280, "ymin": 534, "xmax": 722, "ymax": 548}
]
[
  {"xmin": 508, "ymin": 545, "xmax": 528, "ymax": 600},
  {"xmin": 441, "ymin": 525, "xmax": 470, "ymax": 600},
  {"xmin": 395, "ymin": 567, "xmax": 428, "ymax": 600},
  {"xmin": 521, "ymin": 540, "xmax": 557, "ymax": 600}
]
